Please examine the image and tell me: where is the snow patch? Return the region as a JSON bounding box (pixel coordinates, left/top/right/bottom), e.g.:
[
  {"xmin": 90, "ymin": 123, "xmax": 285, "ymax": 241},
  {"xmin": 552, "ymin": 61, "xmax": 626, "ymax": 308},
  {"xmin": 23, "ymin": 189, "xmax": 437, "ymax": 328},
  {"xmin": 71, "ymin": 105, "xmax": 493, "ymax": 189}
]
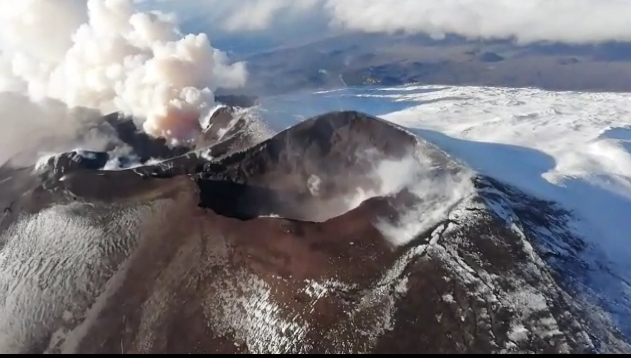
[
  {"xmin": 0, "ymin": 201, "xmax": 156, "ymax": 353},
  {"xmin": 202, "ymin": 270, "xmax": 309, "ymax": 354}
]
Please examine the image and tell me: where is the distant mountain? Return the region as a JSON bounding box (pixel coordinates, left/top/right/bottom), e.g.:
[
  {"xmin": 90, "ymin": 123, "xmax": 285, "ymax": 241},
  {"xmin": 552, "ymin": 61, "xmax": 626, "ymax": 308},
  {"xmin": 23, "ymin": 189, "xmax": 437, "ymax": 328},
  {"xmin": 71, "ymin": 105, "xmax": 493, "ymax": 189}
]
[{"xmin": 239, "ymin": 34, "xmax": 631, "ymax": 94}]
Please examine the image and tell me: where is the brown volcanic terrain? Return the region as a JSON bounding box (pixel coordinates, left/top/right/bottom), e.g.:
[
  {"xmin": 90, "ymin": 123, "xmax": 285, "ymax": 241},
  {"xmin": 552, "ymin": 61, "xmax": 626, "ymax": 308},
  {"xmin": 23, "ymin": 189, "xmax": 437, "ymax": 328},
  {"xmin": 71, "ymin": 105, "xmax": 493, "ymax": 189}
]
[{"xmin": 0, "ymin": 110, "xmax": 628, "ymax": 354}]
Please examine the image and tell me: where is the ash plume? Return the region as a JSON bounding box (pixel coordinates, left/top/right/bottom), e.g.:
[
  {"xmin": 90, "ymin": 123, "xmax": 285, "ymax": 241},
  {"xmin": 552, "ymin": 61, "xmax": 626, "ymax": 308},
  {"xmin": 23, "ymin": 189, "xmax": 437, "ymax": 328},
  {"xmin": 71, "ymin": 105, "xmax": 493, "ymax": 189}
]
[{"xmin": 0, "ymin": 0, "xmax": 247, "ymax": 147}]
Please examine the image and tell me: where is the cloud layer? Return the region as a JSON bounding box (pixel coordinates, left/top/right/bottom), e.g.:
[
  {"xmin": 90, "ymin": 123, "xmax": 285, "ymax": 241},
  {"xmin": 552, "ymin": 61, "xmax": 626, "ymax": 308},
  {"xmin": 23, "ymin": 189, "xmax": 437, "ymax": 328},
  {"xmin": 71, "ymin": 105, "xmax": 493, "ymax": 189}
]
[
  {"xmin": 153, "ymin": 0, "xmax": 631, "ymax": 45},
  {"xmin": 327, "ymin": 0, "xmax": 631, "ymax": 44}
]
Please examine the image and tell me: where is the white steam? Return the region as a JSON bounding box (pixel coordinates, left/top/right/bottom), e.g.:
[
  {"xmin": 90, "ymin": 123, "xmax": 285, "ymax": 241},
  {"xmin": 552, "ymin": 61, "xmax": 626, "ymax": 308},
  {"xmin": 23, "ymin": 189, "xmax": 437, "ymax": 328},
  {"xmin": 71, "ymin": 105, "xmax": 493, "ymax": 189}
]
[
  {"xmin": 0, "ymin": 93, "xmax": 111, "ymax": 167},
  {"xmin": 0, "ymin": 0, "xmax": 247, "ymax": 146},
  {"xmin": 377, "ymin": 155, "xmax": 473, "ymax": 247},
  {"xmin": 341, "ymin": 145, "xmax": 474, "ymax": 247}
]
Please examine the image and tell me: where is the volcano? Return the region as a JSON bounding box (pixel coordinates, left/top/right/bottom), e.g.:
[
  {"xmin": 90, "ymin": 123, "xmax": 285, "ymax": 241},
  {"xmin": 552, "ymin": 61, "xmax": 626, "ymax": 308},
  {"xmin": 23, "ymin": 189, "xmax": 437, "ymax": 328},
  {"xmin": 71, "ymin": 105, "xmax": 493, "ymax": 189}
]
[{"xmin": 0, "ymin": 109, "xmax": 628, "ymax": 354}]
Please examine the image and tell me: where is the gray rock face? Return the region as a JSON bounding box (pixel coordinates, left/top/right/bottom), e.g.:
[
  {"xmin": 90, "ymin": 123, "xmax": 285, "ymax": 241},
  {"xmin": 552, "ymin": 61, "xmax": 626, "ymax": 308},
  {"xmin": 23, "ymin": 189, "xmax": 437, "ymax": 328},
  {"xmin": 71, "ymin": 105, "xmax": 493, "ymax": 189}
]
[{"xmin": 0, "ymin": 111, "xmax": 628, "ymax": 354}]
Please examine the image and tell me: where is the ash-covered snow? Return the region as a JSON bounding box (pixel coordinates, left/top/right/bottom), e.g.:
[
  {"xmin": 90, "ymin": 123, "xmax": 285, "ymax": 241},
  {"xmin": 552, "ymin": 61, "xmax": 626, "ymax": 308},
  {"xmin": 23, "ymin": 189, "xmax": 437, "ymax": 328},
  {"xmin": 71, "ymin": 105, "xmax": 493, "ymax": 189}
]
[
  {"xmin": 0, "ymin": 201, "xmax": 163, "ymax": 354},
  {"xmin": 203, "ymin": 270, "xmax": 310, "ymax": 354}
]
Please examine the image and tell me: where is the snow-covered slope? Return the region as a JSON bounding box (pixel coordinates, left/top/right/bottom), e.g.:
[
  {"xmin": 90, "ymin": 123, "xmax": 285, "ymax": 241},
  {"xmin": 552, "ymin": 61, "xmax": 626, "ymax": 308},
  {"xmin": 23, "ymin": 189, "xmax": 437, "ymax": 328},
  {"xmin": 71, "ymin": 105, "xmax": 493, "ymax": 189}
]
[{"xmin": 257, "ymin": 85, "xmax": 631, "ymax": 338}]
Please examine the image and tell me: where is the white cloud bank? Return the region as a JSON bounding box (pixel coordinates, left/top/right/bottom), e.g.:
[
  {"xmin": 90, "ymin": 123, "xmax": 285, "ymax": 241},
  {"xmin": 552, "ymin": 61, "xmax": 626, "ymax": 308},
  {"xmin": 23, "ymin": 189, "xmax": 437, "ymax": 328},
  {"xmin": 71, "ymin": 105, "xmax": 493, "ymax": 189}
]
[
  {"xmin": 154, "ymin": 0, "xmax": 631, "ymax": 45},
  {"xmin": 0, "ymin": 0, "xmax": 247, "ymax": 146}
]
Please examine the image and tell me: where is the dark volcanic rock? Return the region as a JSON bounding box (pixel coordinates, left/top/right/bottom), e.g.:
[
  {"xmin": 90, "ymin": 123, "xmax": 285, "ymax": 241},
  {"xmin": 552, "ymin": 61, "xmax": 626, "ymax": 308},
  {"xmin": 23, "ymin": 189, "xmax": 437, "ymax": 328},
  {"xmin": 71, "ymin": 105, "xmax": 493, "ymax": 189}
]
[
  {"xmin": 0, "ymin": 111, "xmax": 628, "ymax": 354},
  {"xmin": 43, "ymin": 106, "xmax": 258, "ymax": 177},
  {"xmin": 102, "ymin": 113, "xmax": 191, "ymax": 162},
  {"xmin": 479, "ymin": 52, "xmax": 505, "ymax": 63},
  {"xmin": 41, "ymin": 150, "xmax": 109, "ymax": 179},
  {"xmin": 195, "ymin": 107, "xmax": 237, "ymax": 150},
  {"xmin": 557, "ymin": 57, "xmax": 581, "ymax": 65},
  {"xmin": 195, "ymin": 106, "xmax": 271, "ymax": 162},
  {"xmin": 195, "ymin": 106, "xmax": 254, "ymax": 154},
  {"xmin": 215, "ymin": 94, "xmax": 259, "ymax": 108}
]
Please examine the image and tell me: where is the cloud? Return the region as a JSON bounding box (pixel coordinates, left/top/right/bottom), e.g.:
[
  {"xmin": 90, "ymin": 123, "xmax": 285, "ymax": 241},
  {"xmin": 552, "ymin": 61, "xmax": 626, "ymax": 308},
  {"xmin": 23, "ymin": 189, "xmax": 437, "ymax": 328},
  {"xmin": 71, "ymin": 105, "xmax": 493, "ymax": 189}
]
[
  {"xmin": 142, "ymin": 0, "xmax": 329, "ymax": 50},
  {"xmin": 0, "ymin": 0, "xmax": 248, "ymax": 147},
  {"xmin": 143, "ymin": 0, "xmax": 315, "ymax": 28},
  {"xmin": 325, "ymin": 0, "xmax": 631, "ymax": 44},
  {"xmin": 149, "ymin": 0, "xmax": 631, "ymax": 45},
  {"xmin": 218, "ymin": 0, "xmax": 321, "ymax": 32}
]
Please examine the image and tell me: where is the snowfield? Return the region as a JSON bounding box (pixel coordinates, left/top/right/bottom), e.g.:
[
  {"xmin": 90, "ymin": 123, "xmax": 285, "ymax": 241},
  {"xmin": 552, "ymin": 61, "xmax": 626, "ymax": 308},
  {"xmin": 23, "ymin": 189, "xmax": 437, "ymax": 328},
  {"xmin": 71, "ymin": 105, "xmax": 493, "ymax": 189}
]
[{"xmin": 258, "ymin": 85, "xmax": 631, "ymax": 277}]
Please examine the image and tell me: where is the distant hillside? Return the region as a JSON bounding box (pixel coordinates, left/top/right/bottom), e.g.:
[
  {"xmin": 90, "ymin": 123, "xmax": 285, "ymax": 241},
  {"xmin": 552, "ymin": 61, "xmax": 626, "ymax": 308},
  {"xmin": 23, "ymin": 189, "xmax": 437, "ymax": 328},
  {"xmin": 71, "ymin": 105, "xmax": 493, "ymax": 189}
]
[{"xmin": 240, "ymin": 34, "xmax": 631, "ymax": 94}]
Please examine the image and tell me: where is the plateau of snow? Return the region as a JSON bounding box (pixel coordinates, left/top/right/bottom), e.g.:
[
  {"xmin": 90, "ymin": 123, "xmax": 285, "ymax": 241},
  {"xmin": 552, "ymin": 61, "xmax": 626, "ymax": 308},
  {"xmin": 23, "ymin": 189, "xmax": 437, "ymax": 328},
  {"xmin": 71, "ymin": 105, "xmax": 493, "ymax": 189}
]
[{"xmin": 257, "ymin": 85, "xmax": 631, "ymax": 277}]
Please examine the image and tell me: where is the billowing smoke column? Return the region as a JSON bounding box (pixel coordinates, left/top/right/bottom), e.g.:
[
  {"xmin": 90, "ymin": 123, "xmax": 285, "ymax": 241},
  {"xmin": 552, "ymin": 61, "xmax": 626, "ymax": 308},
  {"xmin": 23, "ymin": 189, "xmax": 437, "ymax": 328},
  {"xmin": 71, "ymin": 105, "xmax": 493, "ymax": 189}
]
[{"xmin": 0, "ymin": 0, "xmax": 248, "ymax": 145}]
